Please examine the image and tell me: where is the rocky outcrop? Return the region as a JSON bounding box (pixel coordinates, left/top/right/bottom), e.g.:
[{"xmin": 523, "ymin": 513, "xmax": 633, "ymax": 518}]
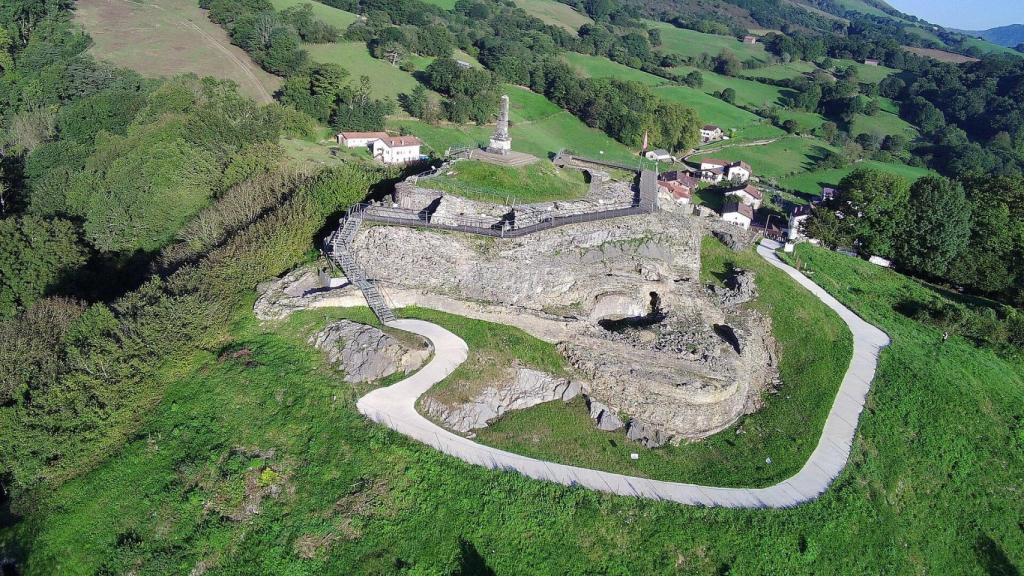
[
  {"xmin": 626, "ymin": 419, "xmax": 667, "ymax": 448},
  {"xmin": 310, "ymin": 320, "xmax": 430, "ymax": 383},
  {"xmin": 711, "ymin": 224, "xmax": 758, "ymax": 251},
  {"xmin": 421, "ymin": 367, "xmax": 580, "ymax": 433},
  {"xmin": 587, "ymin": 397, "xmax": 624, "ymax": 431},
  {"xmin": 713, "ymin": 268, "xmax": 758, "ymax": 307}
]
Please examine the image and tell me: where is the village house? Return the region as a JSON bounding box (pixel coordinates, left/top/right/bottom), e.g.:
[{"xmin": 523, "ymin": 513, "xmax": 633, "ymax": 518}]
[
  {"xmin": 786, "ymin": 204, "xmax": 812, "ymax": 240},
  {"xmin": 721, "ymin": 201, "xmax": 754, "ymax": 229},
  {"xmin": 645, "ymin": 149, "xmax": 674, "ymax": 162},
  {"xmin": 864, "ymin": 58, "xmax": 880, "ymax": 66},
  {"xmin": 725, "ymin": 183, "xmax": 763, "ymax": 209},
  {"xmin": 700, "ymin": 125, "xmax": 724, "ymax": 144},
  {"xmin": 743, "ymin": 35, "xmax": 758, "ymax": 45},
  {"xmin": 821, "ymin": 186, "xmax": 836, "ymax": 202},
  {"xmin": 657, "ymin": 172, "xmax": 700, "ymax": 205},
  {"xmin": 698, "ymin": 159, "xmax": 752, "ymax": 184},
  {"xmin": 372, "ymin": 135, "xmax": 423, "ymax": 165},
  {"xmin": 338, "ymin": 131, "xmax": 389, "ymax": 148}
]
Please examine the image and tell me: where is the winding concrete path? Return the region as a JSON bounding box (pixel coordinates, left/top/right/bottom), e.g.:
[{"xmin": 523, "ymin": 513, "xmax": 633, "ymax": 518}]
[{"xmin": 357, "ymin": 240, "xmax": 890, "ymax": 508}]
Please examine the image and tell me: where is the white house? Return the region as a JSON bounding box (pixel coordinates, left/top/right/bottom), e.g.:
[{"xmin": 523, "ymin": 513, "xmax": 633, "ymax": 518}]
[
  {"xmin": 725, "ymin": 183, "xmax": 763, "ymax": 209},
  {"xmin": 700, "ymin": 125, "xmax": 724, "ymax": 143},
  {"xmin": 645, "ymin": 149, "xmax": 674, "ymax": 162},
  {"xmin": 698, "ymin": 159, "xmax": 751, "ymax": 184},
  {"xmin": 786, "ymin": 205, "xmax": 812, "ymax": 240},
  {"xmin": 338, "ymin": 131, "xmax": 389, "ymax": 148},
  {"xmin": 722, "ymin": 201, "xmax": 753, "ymax": 230},
  {"xmin": 372, "ymin": 136, "xmax": 423, "ymax": 165}
]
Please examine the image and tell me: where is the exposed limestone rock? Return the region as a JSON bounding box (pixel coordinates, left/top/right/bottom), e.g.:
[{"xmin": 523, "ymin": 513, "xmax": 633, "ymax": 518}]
[
  {"xmin": 626, "ymin": 419, "xmax": 667, "ymax": 448},
  {"xmin": 310, "ymin": 320, "xmax": 430, "ymax": 383},
  {"xmin": 422, "ymin": 367, "xmax": 579, "ymax": 433},
  {"xmin": 586, "ymin": 397, "xmax": 624, "ymax": 431},
  {"xmin": 713, "ymin": 268, "xmax": 758, "ymax": 307},
  {"xmin": 710, "ymin": 223, "xmax": 758, "ymax": 251}
]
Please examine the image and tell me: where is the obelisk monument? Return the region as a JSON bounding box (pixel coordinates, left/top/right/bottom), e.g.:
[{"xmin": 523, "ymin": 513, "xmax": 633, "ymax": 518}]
[{"xmin": 487, "ymin": 94, "xmax": 512, "ymax": 155}]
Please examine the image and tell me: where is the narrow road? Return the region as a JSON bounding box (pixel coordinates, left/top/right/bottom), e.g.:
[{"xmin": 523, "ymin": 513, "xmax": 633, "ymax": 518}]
[{"xmin": 357, "ymin": 240, "xmax": 890, "ymax": 508}]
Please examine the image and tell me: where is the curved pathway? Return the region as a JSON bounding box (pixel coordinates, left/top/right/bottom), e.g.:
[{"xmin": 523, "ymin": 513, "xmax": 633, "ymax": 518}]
[{"xmin": 357, "ymin": 240, "xmax": 890, "ymax": 508}]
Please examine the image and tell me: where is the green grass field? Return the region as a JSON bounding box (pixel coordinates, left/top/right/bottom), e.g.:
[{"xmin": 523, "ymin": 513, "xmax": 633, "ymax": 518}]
[
  {"xmin": 305, "ymin": 42, "xmax": 422, "ymax": 95},
  {"xmin": 692, "ymin": 136, "xmax": 836, "ymax": 179},
  {"xmin": 269, "ymin": 0, "xmax": 359, "ymax": 29},
  {"xmin": 562, "ymin": 52, "xmax": 670, "ymax": 86},
  {"xmin": 6, "ymin": 237, "xmax": 1024, "ymax": 573},
  {"xmin": 738, "ymin": 60, "xmax": 817, "ymax": 81},
  {"xmin": 834, "ymin": 58, "xmax": 898, "ymax": 83},
  {"xmin": 677, "ymin": 65, "xmax": 793, "ymax": 109},
  {"xmin": 419, "ymin": 160, "xmax": 589, "ymax": 203},
  {"xmin": 651, "ymin": 21, "xmax": 773, "ymax": 63},
  {"xmin": 474, "ymin": 236, "xmax": 852, "ymax": 485},
  {"xmin": 779, "ymin": 159, "xmax": 935, "ymax": 194},
  {"xmin": 512, "ymin": 0, "xmax": 593, "ymax": 32},
  {"xmin": 849, "ymin": 109, "xmax": 917, "ymax": 140},
  {"xmin": 774, "ymin": 108, "xmax": 828, "ymax": 133},
  {"xmin": 654, "ymin": 86, "xmax": 784, "ymax": 141}
]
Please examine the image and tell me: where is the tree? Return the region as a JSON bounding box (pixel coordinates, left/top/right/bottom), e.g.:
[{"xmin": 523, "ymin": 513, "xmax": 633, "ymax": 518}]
[
  {"xmin": 0, "ymin": 216, "xmax": 88, "ymax": 317},
  {"xmin": 718, "ymin": 87, "xmax": 736, "ymax": 104},
  {"xmin": 820, "ymin": 168, "xmax": 911, "ymax": 257},
  {"xmin": 684, "ymin": 70, "xmax": 703, "ymax": 88},
  {"xmin": 713, "ymin": 49, "xmax": 741, "ymax": 76},
  {"xmin": 781, "ymin": 119, "xmax": 799, "ymax": 134},
  {"xmin": 894, "ymin": 176, "xmax": 971, "ymax": 278},
  {"xmin": 0, "ymin": 26, "xmax": 13, "ymax": 73},
  {"xmin": 864, "ymin": 99, "xmax": 880, "ymax": 116},
  {"xmin": 401, "ymin": 83, "xmax": 429, "ymax": 118}
]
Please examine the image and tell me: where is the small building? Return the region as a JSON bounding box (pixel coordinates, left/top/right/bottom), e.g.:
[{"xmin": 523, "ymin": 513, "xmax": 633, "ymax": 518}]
[
  {"xmin": 743, "ymin": 35, "xmax": 758, "ymax": 45},
  {"xmin": 700, "ymin": 124, "xmax": 724, "ymax": 143},
  {"xmin": 338, "ymin": 131, "xmax": 389, "ymax": 148},
  {"xmin": 455, "ymin": 60, "xmax": 473, "ymax": 69},
  {"xmin": 787, "ymin": 204, "xmax": 812, "ymax": 240},
  {"xmin": 645, "ymin": 149, "xmax": 674, "ymax": 162},
  {"xmin": 372, "ymin": 135, "xmax": 423, "ymax": 165},
  {"xmin": 722, "ymin": 201, "xmax": 753, "ymax": 230},
  {"xmin": 864, "ymin": 58, "xmax": 880, "ymax": 66},
  {"xmin": 725, "ymin": 183, "xmax": 763, "ymax": 209},
  {"xmin": 821, "ymin": 187, "xmax": 836, "ymax": 202},
  {"xmin": 868, "ymin": 255, "xmax": 892, "ymax": 268},
  {"xmin": 726, "ymin": 161, "xmax": 752, "ymax": 183}
]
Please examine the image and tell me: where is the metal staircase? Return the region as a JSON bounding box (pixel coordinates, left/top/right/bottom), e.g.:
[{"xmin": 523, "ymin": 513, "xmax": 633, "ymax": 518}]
[{"xmin": 327, "ymin": 210, "xmax": 397, "ymax": 324}]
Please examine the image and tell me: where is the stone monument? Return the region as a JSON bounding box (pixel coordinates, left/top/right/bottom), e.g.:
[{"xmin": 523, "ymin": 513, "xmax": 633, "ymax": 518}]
[{"xmin": 487, "ymin": 94, "xmax": 512, "ymax": 155}]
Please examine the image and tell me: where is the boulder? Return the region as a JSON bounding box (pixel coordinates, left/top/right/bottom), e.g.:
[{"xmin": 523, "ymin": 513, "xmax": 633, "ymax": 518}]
[
  {"xmin": 715, "ymin": 268, "xmax": 758, "ymax": 307},
  {"xmin": 422, "ymin": 367, "xmax": 578, "ymax": 433},
  {"xmin": 309, "ymin": 320, "xmax": 430, "ymax": 383},
  {"xmin": 626, "ymin": 419, "xmax": 668, "ymax": 448},
  {"xmin": 586, "ymin": 397, "xmax": 624, "ymax": 431}
]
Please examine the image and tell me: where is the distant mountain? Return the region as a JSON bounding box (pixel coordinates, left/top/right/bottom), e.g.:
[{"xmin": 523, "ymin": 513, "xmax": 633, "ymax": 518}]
[{"xmin": 961, "ymin": 24, "xmax": 1024, "ymax": 48}]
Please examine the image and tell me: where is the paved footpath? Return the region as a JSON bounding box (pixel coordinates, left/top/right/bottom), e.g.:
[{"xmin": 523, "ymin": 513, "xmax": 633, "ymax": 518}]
[{"xmin": 357, "ymin": 240, "xmax": 890, "ymax": 508}]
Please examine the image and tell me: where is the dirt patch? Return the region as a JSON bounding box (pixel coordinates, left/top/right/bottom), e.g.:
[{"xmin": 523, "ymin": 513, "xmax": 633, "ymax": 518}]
[
  {"xmin": 903, "ymin": 46, "xmax": 980, "ymax": 64},
  {"xmin": 74, "ymin": 0, "xmax": 280, "ymax": 102}
]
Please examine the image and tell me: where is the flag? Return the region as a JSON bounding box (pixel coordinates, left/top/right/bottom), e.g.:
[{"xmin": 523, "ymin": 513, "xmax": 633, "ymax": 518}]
[{"xmin": 641, "ymin": 130, "xmax": 649, "ymax": 151}]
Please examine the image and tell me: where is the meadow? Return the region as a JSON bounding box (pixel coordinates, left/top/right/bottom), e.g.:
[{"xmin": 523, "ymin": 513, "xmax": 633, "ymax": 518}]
[
  {"xmin": 779, "ymin": 159, "xmax": 935, "ymax": 194},
  {"xmin": 691, "ymin": 136, "xmax": 836, "ymax": 179},
  {"xmin": 512, "ymin": 0, "xmax": 592, "ymax": 32},
  {"xmin": 74, "ymin": 0, "xmax": 281, "ymax": 102},
  {"xmin": 305, "ymin": 42, "xmax": 423, "ymax": 94},
  {"xmin": 268, "ymin": 0, "xmax": 359, "ymax": 28},
  {"xmin": 650, "ymin": 21, "xmax": 773, "ymax": 63},
  {"xmin": 419, "ymin": 160, "xmax": 590, "ymax": 203}
]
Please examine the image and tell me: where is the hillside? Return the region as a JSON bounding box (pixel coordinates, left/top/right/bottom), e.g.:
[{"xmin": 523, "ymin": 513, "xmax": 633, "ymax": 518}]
[{"xmin": 961, "ymin": 24, "xmax": 1024, "ymax": 48}]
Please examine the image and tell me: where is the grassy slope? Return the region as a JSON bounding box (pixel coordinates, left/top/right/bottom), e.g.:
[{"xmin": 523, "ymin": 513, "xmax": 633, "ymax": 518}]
[
  {"xmin": 651, "ymin": 21, "xmax": 772, "ymax": 63},
  {"xmin": 475, "ymin": 235, "xmax": 852, "ymax": 485},
  {"xmin": 834, "ymin": 58, "xmax": 898, "ymax": 83},
  {"xmin": 562, "ymin": 52, "xmax": 670, "ymax": 86},
  {"xmin": 849, "ymin": 109, "xmax": 917, "ymax": 140},
  {"xmin": 269, "ymin": 0, "xmax": 359, "ymax": 28},
  {"xmin": 10, "ymin": 241, "xmax": 1024, "ymax": 574},
  {"xmin": 305, "ymin": 42, "xmax": 423, "ymax": 95},
  {"xmin": 691, "ymin": 136, "xmax": 836, "ymax": 179},
  {"xmin": 738, "ymin": 60, "xmax": 817, "ymax": 81},
  {"xmin": 74, "ymin": 0, "xmax": 281, "ymax": 102},
  {"xmin": 779, "ymin": 159, "xmax": 935, "ymax": 194},
  {"xmin": 418, "ymin": 160, "xmax": 589, "ymax": 203},
  {"xmin": 512, "ymin": 0, "xmax": 592, "ymax": 33}
]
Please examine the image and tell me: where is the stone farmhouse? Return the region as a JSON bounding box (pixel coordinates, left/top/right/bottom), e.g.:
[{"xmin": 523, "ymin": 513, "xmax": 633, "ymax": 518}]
[
  {"xmin": 725, "ymin": 183, "xmax": 763, "ymax": 209},
  {"xmin": 722, "ymin": 201, "xmax": 754, "ymax": 229},
  {"xmin": 698, "ymin": 159, "xmax": 752, "ymax": 184},
  {"xmin": 337, "ymin": 131, "xmax": 424, "ymax": 165},
  {"xmin": 700, "ymin": 125, "xmax": 725, "ymax": 144},
  {"xmin": 743, "ymin": 35, "xmax": 758, "ymax": 45},
  {"xmin": 864, "ymin": 58, "xmax": 880, "ymax": 66}
]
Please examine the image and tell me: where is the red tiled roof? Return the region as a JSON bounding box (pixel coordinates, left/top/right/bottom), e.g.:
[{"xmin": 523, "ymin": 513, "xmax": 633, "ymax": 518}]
[
  {"xmin": 736, "ymin": 161, "xmax": 752, "ymax": 172},
  {"xmin": 660, "ymin": 180, "xmax": 692, "ymax": 199},
  {"xmin": 378, "ymin": 136, "xmax": 422, "ymax": 148},
  {"xmin": 702, "ymin": 124, "xmax": 720, "ymax": 131},
  {"xmin": 700, "ymin": 158, "xmax": 729, "ymax": 167},
  {"xmin": 743, "ymin": 183, "xmax": 762, "ymax": 199},
  {"xmin": 723, "ymin": 201, "xmax": 754, "ymax": 219}
]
